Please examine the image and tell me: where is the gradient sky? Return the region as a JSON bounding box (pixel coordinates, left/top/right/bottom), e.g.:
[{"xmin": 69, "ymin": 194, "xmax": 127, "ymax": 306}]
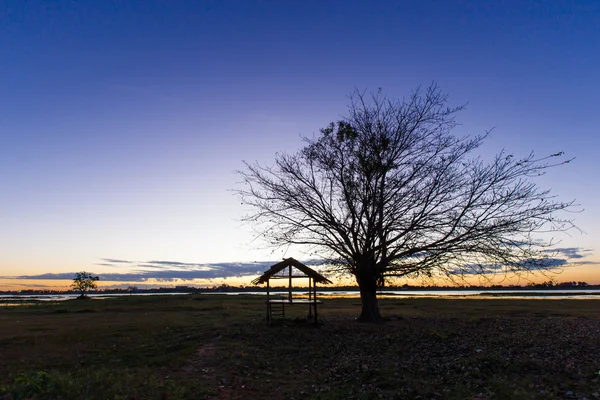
[{"xmin": 1, "ymin": 0, "xmax": 599, "ymax": 290}]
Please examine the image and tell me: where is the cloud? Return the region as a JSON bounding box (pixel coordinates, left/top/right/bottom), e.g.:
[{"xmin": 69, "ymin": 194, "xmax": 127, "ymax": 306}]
[
  {"xmin": 10, "ymin": 273, "xmax": 80, "ymax": 280},
  {"xmin": 100, "ymin": 258, "xmax": 132, "ymax": 264},
  {"xmin": 146, "ymin": 261, "xmax": 191, "ymax": 266},
  {"xmin": 445, "ymin": 247, "xmax": 598, "ymax": 276},
  {"xmin": 100, "ymin": 258, "xmax": 132, "ymax": 265},
  {"xmin": 448, "ymin": 257, "xmax": 570, "ymax": 275},
  {"xmin": 543, "ymin": 247, "xmax": 594, "ymax": 259},
  {"xmin": 9, "ymin": 259, "xmax": 275, "ymax": 283},
  {"xmin": 5, "ymin": 252, "xmax": 597, "ymax": 284}
]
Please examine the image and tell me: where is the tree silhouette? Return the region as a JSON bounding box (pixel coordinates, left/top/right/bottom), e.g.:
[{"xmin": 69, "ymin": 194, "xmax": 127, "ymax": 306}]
[
  {"xmin": 71, "ymin": 271, "xmax": 99, "ymax": 298},
  {"xmin": 238, "ymin": 84, "xmax": 577, "ymax": 321},
  {"xmin": 127, "ymin": 285, "xmax": 138, "ymax": 295}
]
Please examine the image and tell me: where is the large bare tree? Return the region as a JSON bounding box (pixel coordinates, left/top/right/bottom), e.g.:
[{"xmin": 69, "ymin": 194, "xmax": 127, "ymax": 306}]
[{"xmin": 238, "ymin": 84, "xmax": 577, "ymax": 321}]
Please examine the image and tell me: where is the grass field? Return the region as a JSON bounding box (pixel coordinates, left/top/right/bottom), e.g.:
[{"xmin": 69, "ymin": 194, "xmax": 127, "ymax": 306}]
[{"xmin": 1, "ymin": 295, "xmax": 599, "ymax": 399}]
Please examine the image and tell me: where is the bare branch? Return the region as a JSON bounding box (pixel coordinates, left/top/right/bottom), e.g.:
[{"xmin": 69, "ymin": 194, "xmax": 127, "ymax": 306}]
[{"xmin": 236, "ymin": 84, "xmax": 579, "ymax": 321}]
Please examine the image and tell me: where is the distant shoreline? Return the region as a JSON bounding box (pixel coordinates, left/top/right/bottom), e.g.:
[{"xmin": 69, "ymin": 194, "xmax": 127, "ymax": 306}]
[
  {"xmin": 2, "ymin": 289, "xmax": 600, "ymax": 304},
  {"xmin": 2, "ymin": 283, "xmax": 598, "ymax": 296}
]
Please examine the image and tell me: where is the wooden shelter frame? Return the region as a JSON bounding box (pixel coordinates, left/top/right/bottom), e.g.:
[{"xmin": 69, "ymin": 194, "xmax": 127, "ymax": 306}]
[{"xmin": 252, "ymin": 258, "xmax": 332, "ymax": 323}]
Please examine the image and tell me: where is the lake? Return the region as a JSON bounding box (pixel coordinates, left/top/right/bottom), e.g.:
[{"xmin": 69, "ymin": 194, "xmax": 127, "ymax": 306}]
[{"xmin": 2, "ymin": 289, "xmax": 600, "ymax": 305}]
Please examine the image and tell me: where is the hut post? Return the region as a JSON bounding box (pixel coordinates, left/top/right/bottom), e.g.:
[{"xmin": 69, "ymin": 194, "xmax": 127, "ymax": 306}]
[
  {"xmin": 313, "ymin": 281, "xmax": 318, "ymax": 323},
  {"xmin": 288, "ymin": 265, "xmax": 292, "ymax": 301},
  {"xmin": 266, "ymin": 279, "xmax": 270, "ymax": 323},
  {"xmin": 308, "ymin": 277, "xmax": 312, "ymax": 317}
]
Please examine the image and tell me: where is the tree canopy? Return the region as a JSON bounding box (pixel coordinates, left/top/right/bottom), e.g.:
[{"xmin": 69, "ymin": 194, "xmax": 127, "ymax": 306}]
[
  {"xmin": 71, "ymin": 271, "xmax": 99, "ymax": 298},
  {"xmin": 238, "ymin": 84, "xmax": 577, "ymax": 321}
]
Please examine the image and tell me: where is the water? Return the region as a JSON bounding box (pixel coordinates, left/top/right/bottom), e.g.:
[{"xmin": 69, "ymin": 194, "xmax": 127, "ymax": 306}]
[
  {"xmin": 376, "ymin": 289, "xmax": 600, "ymax": 300},
  {"xmin": 2, "ymin": 289, "xmax": 599, "ymax": 305},
  {"xmin": 0, "ymin": 292, "xmax": 190, "ymax": 306}
]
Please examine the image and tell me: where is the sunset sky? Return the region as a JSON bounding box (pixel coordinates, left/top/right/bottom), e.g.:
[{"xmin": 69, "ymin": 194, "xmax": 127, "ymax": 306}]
[{"xmin": 1, "ymin": 0, "xmax": 599, "ymax": 290}]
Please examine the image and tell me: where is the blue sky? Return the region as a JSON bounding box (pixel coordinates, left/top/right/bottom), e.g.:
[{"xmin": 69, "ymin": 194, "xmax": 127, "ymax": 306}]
[{"xmin": 1, "ymin": 0, "xmax": 599, "ymax": 289}]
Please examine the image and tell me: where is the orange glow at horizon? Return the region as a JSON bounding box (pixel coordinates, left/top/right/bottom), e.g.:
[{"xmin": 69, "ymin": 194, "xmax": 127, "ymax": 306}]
[{"xmin": 1, "ymin": 263, "xmax": 599, "ymax": 292}]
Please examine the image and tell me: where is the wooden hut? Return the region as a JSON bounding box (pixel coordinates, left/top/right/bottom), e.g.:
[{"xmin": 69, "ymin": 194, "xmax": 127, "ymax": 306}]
[{"xmin": 252, "ymin": 257, "xmax": 332, "ymax": 323}]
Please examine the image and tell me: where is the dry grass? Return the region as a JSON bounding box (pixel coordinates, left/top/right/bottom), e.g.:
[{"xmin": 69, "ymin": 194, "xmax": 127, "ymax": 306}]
[{"xmin": 1, "ymin": 295, "xmax": 599, "ymax": 399}]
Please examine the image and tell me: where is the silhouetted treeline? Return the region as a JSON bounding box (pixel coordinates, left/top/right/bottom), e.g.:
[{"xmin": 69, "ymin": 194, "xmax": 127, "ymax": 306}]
[{"xmin": 526, "ymin": 281, "xmax": 589, "ymax": 288}]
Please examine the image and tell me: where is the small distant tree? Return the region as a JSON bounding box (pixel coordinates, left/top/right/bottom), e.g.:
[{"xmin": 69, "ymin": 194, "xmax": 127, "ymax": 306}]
[
  {"xmin": 127, "ymin": 285, "xmax": 138, "ymax": 295},
  {"xmin": 71, "ymin": 272, "xmax": 99, "ymax": 298}
]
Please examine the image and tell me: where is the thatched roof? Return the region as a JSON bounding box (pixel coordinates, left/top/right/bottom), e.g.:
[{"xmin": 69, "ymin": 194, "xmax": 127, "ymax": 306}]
[{"xmin": 252, "ymin": 257, "xmax": 332, "ymax": 285}]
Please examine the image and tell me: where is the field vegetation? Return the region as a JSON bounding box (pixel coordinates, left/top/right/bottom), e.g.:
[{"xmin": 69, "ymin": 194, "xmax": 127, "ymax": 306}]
[{"xmin": 1, "ymin": 295, "xmax": 599, "ymax": 399}]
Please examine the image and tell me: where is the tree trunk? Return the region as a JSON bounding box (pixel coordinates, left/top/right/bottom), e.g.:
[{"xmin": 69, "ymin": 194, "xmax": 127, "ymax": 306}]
[{"xmin": 356, "ymin": 273, "xmax": 383, "ymax": 322}]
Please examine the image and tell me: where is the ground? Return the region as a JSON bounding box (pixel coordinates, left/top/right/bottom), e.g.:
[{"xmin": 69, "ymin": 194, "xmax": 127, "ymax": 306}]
[{"xmin": 0, "ymin": 295, "xmax": 599, "ymax": 399}]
